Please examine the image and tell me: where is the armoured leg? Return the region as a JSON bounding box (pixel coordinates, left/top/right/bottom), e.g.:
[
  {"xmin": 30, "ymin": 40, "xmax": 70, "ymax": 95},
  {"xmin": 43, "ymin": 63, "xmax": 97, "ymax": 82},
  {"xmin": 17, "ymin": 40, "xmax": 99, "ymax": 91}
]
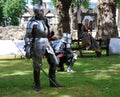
[
  {"xmin": 46, "ymin": 53, "xmax": 63, "ymax": 87},
  {"xmin": 33, "ymin": 59, "xmax": 41, "ymax": 91},
  {"xmin": 33, "ymin": 68, "xmax": 40, "ymax": 91},
  {"xmin": 67, "ymin": 53, "xmax": 77, "ymax": 73},
  {"xmin": 67, "ymin": 58, "xmax": 76, "ymax": 73},
  {"xmin": 58, "ymin": 57, "xmax": 66, "ymax": 71}
]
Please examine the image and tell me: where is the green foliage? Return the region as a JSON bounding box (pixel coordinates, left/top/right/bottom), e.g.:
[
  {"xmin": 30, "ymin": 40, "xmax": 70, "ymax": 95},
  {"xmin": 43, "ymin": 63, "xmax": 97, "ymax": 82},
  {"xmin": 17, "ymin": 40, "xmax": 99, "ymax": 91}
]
[
  {"xmin": 71, "ymin": 0, "xmax": 90, "ymax": 9},
  {"xmin": 3, "ymin": 0, "xmax": 26, "ymax": 25},
  {"xmin": 115, "ymin": 0, "xmax": 120, "ymax": 4},
  {"xmin": 82, "ymin": 0, "xmax": 90, "ymax": 8},
  {"xmin": 31, "ymin": 0, "xmax": 42, "ymax": 5},
  {"xmin": 51, "ymin": 0, "xmax": 56, "ymax": 7},
  {"xmin": 51, "ymin": 0, "xmax": 90, "ymax": 8}
]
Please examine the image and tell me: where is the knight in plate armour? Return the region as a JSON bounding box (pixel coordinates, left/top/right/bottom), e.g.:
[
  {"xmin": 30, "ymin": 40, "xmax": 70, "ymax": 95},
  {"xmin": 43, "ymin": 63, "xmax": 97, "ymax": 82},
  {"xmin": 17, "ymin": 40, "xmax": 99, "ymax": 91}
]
[
  {"xmin": 24, "ymin": 4, "xmax": 63, "ymax": 91},
  {"xmin": 51, "ymin": 33, "xmax": 78, "ymax": 73}
]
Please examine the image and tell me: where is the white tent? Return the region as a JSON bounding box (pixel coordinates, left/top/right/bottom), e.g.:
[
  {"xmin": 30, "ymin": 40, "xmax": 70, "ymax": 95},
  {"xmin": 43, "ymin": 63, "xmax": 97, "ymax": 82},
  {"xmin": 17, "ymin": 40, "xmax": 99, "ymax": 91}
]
[
  {"xmin": 109, "ymin": 38, "xmax": 120, "ymax": 54},
  {"xmin": 0, "ymin": 40, "xmax": 25, "ymax": 55},
  {"xmin": 0, "ymin": 38, "xmax": 120, "ymax": 56}
]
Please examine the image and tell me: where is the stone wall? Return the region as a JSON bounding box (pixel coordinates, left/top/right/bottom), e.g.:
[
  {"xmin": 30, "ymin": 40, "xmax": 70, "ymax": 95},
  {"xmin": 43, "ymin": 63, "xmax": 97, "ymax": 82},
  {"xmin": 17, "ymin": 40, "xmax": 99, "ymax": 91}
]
[{"xmin": 0, "ymin": 26, "xmax": 26, "ymax": 40}]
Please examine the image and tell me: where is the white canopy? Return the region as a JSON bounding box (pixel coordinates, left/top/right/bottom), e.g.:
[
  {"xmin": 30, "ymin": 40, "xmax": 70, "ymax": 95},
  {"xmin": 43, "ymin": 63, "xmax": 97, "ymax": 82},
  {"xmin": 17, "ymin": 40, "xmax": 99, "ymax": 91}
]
[
  {"xmin": 0, "ymin": 38, "xmax": 120, "ymax": 56},
  {"xmin": 0, "ymin": 40, "xmax": 25, "ymax": 55}
]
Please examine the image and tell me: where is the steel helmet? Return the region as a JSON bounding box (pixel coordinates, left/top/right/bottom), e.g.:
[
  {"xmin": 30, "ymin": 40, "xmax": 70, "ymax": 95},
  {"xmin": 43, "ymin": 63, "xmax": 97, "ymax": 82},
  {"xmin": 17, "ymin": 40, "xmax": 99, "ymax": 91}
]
[
  {"xmin": 33, "ymin": 4, "xmax": 43, "ymax": 15},
  {"xmin": 62, "ymin": 33, "xmax": 72, "ymax": 44}
]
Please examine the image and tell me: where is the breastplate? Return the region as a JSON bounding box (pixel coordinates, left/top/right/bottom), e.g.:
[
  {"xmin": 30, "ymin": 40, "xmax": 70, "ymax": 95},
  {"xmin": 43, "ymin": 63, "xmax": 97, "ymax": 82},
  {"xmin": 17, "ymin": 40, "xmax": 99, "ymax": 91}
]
[
  {"xmin": 35, "ymin": 20, "xmax": 48, "ymax": 37},
  {"xmin": 27, "ymin": 20, "xmax": 48, "ymax": 38}
]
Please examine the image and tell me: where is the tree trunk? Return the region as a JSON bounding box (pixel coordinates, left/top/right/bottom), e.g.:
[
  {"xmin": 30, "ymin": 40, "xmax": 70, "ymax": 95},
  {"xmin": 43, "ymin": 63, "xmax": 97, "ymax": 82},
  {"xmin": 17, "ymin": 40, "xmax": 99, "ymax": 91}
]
[
  {"xmin": 56, "ymin": 0, "xmax": 72, "ymax": 35},
  {"xmin": 96, "ymin": 0, "xmax": 118, "ymax": 40},
  {"xmin": 117, "ymin": 5, "xmax": 120, "ymax": 30}
]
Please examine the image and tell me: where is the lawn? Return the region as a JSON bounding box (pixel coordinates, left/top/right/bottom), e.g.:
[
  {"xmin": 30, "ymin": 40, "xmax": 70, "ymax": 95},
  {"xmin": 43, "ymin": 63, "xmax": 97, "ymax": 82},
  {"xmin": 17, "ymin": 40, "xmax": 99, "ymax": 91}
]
[{"xmin": 0, "ymin": 53, "xmax": 120, "ymax": 97}]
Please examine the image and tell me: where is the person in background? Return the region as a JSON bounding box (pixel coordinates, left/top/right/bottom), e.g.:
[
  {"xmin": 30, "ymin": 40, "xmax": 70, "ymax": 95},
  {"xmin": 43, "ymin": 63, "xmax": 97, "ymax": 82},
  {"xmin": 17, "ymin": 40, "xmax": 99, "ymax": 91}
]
[
  {"xmin": 80, "ymin": 19, "xmax": 101, "ymax": 57},
  {"xmin": 24, "ymin": 4, "xmax": 63, "ymax": 91}
]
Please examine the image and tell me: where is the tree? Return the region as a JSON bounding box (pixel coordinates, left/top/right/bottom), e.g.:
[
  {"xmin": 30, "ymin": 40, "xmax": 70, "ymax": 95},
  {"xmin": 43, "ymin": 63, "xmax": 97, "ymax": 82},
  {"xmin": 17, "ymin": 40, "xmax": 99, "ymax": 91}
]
[
  {"xmin": 96, "ymin": 0, "xmax": 119, "ymax": 40},
  {"xmin": 54, "ymin": 0, "xmax": 89, "ymax": 35},
  {"xmin": 32, "ymin": 0, "xmax": 89, "ymax": 35},
  {"xmin": 56, "ymin": 0, "xmax": 72, "ymax": 35},
  {"xmin": 0, "ymin": 0, "xmax": 5, "ymax": 26},
  {"xmin": 3, "ymin": 0, "xmax": 26, "ymax": 25}
]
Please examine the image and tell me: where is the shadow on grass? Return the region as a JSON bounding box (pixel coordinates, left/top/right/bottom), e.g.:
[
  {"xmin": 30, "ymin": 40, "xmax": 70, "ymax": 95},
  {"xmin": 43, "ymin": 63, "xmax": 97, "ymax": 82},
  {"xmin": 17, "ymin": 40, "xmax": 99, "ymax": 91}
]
[{"xmin": 0, "ymin": 54, "xmax": 120, "ymax": 97}]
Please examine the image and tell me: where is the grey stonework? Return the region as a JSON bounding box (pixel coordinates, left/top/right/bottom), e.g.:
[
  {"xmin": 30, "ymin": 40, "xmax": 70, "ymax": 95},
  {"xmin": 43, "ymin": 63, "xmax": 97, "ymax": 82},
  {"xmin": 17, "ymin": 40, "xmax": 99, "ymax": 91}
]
[{"xmin": 0, "ymin": 26, "xmax": 25, "ymax": 40}]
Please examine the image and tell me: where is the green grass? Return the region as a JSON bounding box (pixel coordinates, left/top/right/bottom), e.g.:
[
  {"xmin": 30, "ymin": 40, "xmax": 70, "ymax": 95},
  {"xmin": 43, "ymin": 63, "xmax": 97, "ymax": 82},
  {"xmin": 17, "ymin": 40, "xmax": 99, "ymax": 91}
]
[{"xmin": 0, "ymin": 53, "xmax": 120, "ymax": 97}]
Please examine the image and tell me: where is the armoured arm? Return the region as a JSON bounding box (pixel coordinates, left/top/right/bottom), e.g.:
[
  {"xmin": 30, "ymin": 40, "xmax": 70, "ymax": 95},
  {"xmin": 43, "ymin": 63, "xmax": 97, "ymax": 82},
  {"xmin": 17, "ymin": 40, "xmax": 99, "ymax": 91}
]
[
  {"xmin": 24, "ymin": 21, "xmax": 37, "ymax": 44},
  {"xmin": 24, "ymin": 20, "xmax": 37, "ymax": 58},
  {"xmin": 43, "ymin": 17, "xmax": 50, "ymax": 37}
]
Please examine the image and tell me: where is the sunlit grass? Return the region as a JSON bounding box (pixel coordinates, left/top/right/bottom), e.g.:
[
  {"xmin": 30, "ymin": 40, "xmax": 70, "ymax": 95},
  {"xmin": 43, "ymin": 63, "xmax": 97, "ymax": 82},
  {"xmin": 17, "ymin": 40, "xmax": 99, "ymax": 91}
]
[
  {"xmin": 0, "ymin": 53, "xmax": 120, "ymax": 97},
  {"xmin": 1, "ymin": 70, "xmax": 32, "ymax": 77}
]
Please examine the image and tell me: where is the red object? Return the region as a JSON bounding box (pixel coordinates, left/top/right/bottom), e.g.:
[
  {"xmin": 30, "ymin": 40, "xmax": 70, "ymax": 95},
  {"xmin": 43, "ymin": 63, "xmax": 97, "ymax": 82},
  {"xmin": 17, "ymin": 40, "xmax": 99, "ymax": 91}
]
[
  {"xmin": 33, "ymin": 24, "xmax": 37, "ymax": 29},
  {"xmin": 48, "ymin": 33, "xmax": 52, "ymax": 41},
  {"xmin": 58, "ymin": 53, "xmax": 65, "ymax": 57},
  {"xmin": 48, "ymin": 31, "xmax": 54, "ymax": 41}
]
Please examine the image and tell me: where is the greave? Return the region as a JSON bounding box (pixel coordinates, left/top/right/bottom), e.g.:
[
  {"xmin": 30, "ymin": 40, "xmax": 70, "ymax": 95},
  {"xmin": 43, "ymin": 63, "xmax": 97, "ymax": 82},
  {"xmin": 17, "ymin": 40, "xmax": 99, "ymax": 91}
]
[
  {"xmin": 69, "ymin": 58, "xmax": 76, "ymax": 68},
  {"xmin": 58, "ymin": 57, "xmax": 65, "ymax": 71},
  {"xmin": 49, "ymin": 66, "xmax": 57, "ymax": 86},
  {"xmin": 48, "ymin": 56, "xmax": 63, "ymax": 87},
  {"xmin": 33, "ymin": 69, "xmax": 40, "ymax": 87}
]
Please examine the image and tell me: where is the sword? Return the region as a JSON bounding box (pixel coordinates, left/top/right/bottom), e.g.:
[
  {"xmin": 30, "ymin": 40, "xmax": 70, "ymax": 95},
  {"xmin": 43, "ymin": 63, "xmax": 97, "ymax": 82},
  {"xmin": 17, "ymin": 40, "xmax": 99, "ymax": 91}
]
[
  {"xmin": 12, "ymin": 39, "xmax": 25, "ymax": 58},
  {"xmin": 12, "ymin": 39, "xmax": 59, "ymax": 88}
]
